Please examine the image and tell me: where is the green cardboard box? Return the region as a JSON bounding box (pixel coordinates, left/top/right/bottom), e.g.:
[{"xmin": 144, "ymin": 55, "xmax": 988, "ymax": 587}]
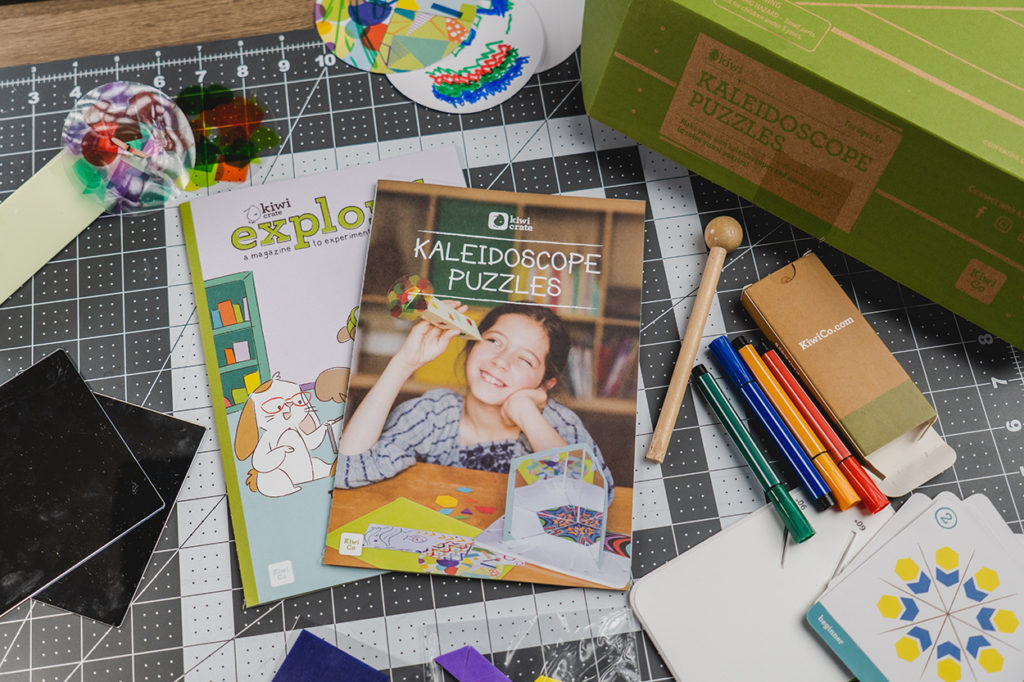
[{"xmin": 582, "ymin": 0, "xmax": 1024, "ymax": 349}]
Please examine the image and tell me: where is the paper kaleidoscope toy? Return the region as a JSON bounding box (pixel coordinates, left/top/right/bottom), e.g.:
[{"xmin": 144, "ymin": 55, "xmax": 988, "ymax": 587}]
[
  {"xmin": 876, "ymin": 546, "xmax": 1019, "ymax": 680},
  {"xmin": 62, "ymin": 82, "xmax": 195, "ymax": 211},
  {"xmin": 385, "ymin": 274, "xmax": 481, "ymax": 339},
  {"xmin": 503, "ymin": 445, "xmax": 608, "ymax": 566},
  {"xmin": 387, "ymin": 274, "xmax": 433, "ymax": 319}
]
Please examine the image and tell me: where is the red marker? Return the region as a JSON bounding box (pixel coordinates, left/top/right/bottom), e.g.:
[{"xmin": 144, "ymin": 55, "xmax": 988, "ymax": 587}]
[{"xmin": 761, "ymin": 346, "xmax": 890, "ymax": 514}]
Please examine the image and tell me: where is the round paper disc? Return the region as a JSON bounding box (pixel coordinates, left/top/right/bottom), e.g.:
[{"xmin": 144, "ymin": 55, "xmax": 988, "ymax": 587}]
[
  {"xmin": 387, "ymin": 0, "xmax": 544, "ymax": 114},
  {"xmin": 529, "ymin": 0, "xmax": 584, "ymax": 73},
  {"xmin": 314, "ymin": 0, "xmax": 482, "ymax": 74}
]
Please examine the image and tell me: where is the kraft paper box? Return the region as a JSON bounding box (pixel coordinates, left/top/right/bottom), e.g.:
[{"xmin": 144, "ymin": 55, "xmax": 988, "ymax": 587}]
[
  {"xmin": 741, "ymin": 253, "xmax": 955, "ymax": 496},
  {"xmin": 582, "ymin": 0, "xmax": 1024, "ymax": 350}
]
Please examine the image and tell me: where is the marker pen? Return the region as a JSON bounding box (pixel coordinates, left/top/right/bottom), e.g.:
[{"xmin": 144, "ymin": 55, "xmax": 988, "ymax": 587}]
[
  {"xmin": 732, "ymin": 336, "xmax": 860, "ymax": 511},
  {"xmin": 692, "ymin": 364, "xmax": 814, "ymax": 542},
  {"xmin": 708, "ymin": 336, "xmax": 835, "ymax": 511},
  {"xmin": 760, "ymin": 345, "xmax": 890, "ymax": 514}
]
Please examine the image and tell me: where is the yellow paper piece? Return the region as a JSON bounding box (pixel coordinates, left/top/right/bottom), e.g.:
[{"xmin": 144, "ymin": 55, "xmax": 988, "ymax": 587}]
[
  {"xmin": 535, "ymin": 677, "xmax": 563, "ymax": 682},
  {"xmin": 0, "ymin": 151, "xmax": 106, "ymax": 304},
  {"xmin": 435, "ymin": 495, "xmax": 458, "ymax": 508},
  {"xmin": 231, "ymin": 387, "xmax": 248, "ymax": 405},
  {"xmin": 243, "ymin": 371, "xmax": 261, "ymax": 393}
]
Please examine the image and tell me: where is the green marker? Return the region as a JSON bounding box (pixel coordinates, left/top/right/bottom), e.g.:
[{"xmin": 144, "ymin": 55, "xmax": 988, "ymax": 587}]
[{"xmin": 692, "ymin": 364, "xmax": 815, "ymax": 543}]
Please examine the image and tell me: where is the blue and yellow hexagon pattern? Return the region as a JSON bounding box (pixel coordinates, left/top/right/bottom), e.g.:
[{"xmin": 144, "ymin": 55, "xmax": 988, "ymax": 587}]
[{"xmin": 876, "ymin": 546, "xmax": 1018, "ymax": 679}]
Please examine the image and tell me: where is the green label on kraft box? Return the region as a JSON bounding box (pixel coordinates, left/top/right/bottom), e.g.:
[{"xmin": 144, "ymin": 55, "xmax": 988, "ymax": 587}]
[{"xmin": 659, "ymin": 33, "xmax": 903, "ymax": 232}]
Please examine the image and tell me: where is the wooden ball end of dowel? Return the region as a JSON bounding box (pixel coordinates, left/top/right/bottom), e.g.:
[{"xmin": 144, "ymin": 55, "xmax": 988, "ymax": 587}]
[{"xmin": 704, "ymin": 216, "xmax": 743, "ymax": 252}]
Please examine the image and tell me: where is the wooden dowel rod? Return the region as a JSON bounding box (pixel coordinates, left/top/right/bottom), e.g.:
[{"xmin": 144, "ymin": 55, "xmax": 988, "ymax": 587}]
[{"xmin": 646, "ymin": 217, "xmax": 742, "ymax": 463}]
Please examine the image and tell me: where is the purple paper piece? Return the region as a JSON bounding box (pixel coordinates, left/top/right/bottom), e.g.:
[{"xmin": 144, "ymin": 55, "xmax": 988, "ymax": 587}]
[
  {"xmin": 273, "ymin": 630, "xmax": 386, "ymax": 682},
  {"xmin": 435, "ymin": 645, "xmax": 512, "ymax": 682}
]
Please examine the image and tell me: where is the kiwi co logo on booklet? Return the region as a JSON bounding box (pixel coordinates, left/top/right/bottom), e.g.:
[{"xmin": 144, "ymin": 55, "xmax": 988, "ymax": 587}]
[{"xmin": 487, "ymin": 211, "xmax": 533, "ymax": 231}]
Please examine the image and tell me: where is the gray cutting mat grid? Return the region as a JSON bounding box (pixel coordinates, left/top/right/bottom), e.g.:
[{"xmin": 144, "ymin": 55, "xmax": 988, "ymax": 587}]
[{"xmin": 0, "ymin": 29, "xmax": 1022, "ymax": 682}]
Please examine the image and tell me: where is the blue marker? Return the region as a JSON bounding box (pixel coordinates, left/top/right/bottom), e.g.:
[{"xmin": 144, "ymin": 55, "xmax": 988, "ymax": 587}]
[{"xmin": 708, "ymin": 336, "xmax": 835, "ymax": 512}]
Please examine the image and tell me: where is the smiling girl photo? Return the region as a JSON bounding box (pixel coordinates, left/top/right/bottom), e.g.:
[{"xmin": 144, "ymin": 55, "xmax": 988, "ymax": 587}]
[{"xmin": 334, "ymin": 302, "xmax": 614, "ymax": 493}]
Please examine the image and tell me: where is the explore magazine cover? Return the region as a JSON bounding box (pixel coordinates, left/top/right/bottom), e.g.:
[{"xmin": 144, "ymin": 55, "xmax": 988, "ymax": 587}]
[
  {"xmin": 323, "ymin": 180, "xmax": 644, "ymax": 589},
  {"xmin": 180, "ymin": 149, "xmax": 465, "ymax": 605}
]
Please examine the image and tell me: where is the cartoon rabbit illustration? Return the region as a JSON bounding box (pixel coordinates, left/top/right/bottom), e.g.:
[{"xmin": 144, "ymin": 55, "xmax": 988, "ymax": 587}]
[{"xmin": 234, "ymin": 374, "xmax": 340, "ymax": 497}]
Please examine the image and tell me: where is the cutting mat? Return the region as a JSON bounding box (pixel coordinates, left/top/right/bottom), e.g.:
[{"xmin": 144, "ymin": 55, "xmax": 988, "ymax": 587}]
[{"xmin": 0, "ymin": 27, "xmax": 1022, "ymax": 682}]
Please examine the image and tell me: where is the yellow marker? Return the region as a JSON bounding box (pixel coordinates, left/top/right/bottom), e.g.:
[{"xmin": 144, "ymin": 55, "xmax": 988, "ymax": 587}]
[{"xmin": 733, "ymin": 337, "xmax": 861, "ymax": 510}]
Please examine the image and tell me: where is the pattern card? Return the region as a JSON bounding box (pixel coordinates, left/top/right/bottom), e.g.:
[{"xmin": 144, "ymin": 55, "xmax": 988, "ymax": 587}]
[{"xmin": 809, "ymin": 493, "xmax": 1024, "ymax": 682}]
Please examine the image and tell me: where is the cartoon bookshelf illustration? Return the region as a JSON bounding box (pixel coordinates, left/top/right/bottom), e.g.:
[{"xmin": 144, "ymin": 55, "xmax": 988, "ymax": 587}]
[{"xmin": 203, "ymin": 271, "xmax": 270, "ymax": 414}]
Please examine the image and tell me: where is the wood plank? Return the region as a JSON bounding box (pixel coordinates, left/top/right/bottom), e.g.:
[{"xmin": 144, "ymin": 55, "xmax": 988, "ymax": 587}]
[{"xmin": 0, "ymin": 0, "xmax": 307, "ymax": 69}]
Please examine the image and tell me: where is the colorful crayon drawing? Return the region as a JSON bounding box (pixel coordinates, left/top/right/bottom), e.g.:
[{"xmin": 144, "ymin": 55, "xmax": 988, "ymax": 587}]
[
  {"xmin": 386, "ymin": 0, "xmax": 542, "ymax": 114},
  {"xmin": 428, "ymin": 42, "xmax": 528, "ymax": 106},
  {"xmin": 315, "ymin": 0, "xmax": 481, "ymax": 73},
  {"xmin": 455, "ymin": 547, "xmax": 522, "ymax": 579}
]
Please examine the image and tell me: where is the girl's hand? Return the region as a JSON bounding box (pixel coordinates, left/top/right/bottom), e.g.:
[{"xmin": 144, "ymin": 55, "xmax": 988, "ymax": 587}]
[
  {"xmin": 392, "ymin": 301, "xmax": 467, "ymax": 373},
  {"xmin": 500, "ymin": 388, "xmax": 548, "ymax": 429}
]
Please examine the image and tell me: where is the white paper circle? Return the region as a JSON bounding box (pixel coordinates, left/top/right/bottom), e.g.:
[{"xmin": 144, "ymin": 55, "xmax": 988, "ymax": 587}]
[
  {"xmin": 528, "ymin": 0, "xmax": 585, "ymax": 72},
  {"xmin": 387, "ymin": 0, "xmax": 544, "ymax": 114}
]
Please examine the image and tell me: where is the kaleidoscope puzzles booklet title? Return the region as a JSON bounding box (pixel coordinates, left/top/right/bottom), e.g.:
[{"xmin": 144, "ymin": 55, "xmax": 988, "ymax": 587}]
[
  {"xmin": 322, "ymin": 181, "xmax": 644, "ymax": 589},
  {"xmin": 180, "ymin": 148, "xmax": 465, "ymax": 606}
]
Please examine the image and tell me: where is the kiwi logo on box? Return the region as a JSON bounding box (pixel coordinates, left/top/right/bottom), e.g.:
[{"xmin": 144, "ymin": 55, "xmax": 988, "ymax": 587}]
[{"xmin": 955, "ymin": 258, "xmax": 1006, "ymax": 304}]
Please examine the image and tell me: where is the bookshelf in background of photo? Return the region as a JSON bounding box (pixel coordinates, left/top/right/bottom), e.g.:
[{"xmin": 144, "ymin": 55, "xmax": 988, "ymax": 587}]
[{"xmin": 204, "ymin": 271, "xmax": 271, "ymax": 414}]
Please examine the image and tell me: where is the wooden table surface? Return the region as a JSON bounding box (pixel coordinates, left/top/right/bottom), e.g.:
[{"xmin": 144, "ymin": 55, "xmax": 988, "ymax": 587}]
[
  {"xmin": 324, "ymin": 461, "xmax": 634, "ymax": 590},
  {"xmin": 0, "ymin": 0, "xmax": 308, "ymax": 69}
]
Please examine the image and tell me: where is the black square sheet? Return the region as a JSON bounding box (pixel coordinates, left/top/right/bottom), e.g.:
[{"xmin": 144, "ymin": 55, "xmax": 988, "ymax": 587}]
[
  {"xmin": 35, "ymin": 395, "xmax": 205, "ymax": 625},
  {"xmin": 0, "ymin": 350, "xmax": 164, "ymax": 617}
]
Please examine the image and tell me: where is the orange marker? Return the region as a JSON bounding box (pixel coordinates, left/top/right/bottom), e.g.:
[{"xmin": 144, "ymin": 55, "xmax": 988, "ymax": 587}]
[
  {"xmin": 761, "ymin": 346, "xmax": 890, "ymax": 514},
  {"xmin": 732, "ymin": 336, "xmax": 861, "ymax": 510}
]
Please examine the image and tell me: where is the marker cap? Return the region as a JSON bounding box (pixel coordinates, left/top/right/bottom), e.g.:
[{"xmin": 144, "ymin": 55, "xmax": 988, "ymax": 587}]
[
  {"xmin": 766, "ymin": 485, "xmax": 815, "ymax": 543},
  {"xmin": 840, "ymin": 458, "xmax": 890, "ymax": 514}
]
